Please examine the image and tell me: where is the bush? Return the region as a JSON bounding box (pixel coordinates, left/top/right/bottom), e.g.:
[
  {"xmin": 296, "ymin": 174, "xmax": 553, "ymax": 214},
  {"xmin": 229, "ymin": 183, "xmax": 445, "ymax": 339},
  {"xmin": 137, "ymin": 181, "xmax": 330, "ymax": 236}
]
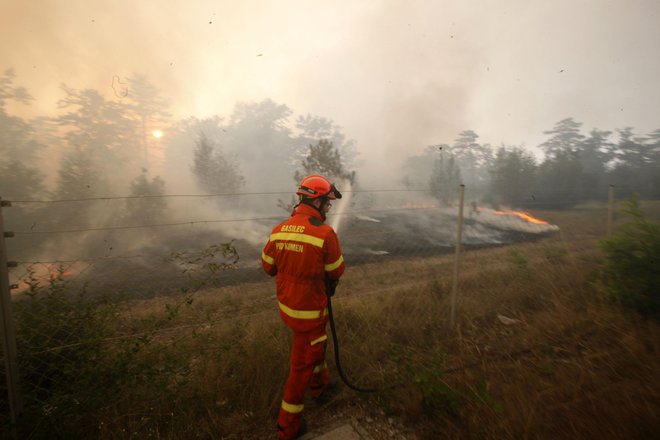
[
  {"xmin": 3, "ymin": 244, "xmax": 241, "ymax": 438},
  {"xmin": 598, "ymin": 196, "xmax": 660, "ymax": 318},
  {"xmin": 6, "ymin": 267, "xmax": 188, "ymax": 438},
  {"xmin": 8, "ymin": 269, "xmax": 118, "ymax": 437}
]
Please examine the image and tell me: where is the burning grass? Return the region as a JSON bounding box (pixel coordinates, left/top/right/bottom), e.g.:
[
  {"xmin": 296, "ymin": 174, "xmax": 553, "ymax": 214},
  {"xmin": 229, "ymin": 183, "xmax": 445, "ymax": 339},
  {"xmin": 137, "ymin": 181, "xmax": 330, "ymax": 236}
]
[{"xmin": 5, "ymin": 202, "xmax": 660, "ymax": 439}]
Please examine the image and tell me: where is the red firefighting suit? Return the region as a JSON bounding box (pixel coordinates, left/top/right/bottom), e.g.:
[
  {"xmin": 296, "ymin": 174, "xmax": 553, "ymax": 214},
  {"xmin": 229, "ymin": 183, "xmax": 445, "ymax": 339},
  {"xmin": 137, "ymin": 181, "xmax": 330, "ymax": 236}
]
[{"xmin": 262, "ymin": 202, "xmax": 345, "ymax": 440}]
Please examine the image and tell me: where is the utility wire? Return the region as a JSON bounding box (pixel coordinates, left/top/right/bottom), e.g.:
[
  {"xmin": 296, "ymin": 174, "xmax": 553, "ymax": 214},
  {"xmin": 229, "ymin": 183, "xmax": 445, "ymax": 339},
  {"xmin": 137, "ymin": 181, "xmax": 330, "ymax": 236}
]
[
  {"xmin": 12, "ymin": 248, "xmax": 224, "ymax": 265},
  {"xmin": 12, "ymin": 205, "xmax": 442, "ymax": 235},
  {"xmin": 14, "ymin": 254, "xmax": 166, "ymax": 265},
  {"xmin": 11, "ymin": 192, "xmax": 291, "ymax": 204},
  {"xmin": 9, "ymin": 188, "xmax": 430, "ymax": 204},
  {"xmin": 8, "ymin": 186, "xmax": 594, "ymax": 206},
  {"xmin": 13, "ymin": 216, "xmax": 282, "ymax": 235}
]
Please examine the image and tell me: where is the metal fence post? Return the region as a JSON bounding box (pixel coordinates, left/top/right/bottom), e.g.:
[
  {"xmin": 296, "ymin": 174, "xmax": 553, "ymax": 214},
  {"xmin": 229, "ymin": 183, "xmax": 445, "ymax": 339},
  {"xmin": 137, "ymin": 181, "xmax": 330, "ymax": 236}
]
[
  {"xmin": 450, "ymin": 185, "xmax": 465, "ymax": 329},
  {"xmin": 607, "ymin": 185, "xmax": 615, "ymax": 236},
  {"xmin": 1, "ymin": 197, "xmax": 23, "ymax": 431}
]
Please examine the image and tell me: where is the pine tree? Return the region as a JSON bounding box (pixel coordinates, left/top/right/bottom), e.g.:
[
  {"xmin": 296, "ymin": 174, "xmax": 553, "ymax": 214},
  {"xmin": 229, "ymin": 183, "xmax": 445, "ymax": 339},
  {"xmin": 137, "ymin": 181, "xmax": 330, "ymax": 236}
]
[
  {"xmin": 192, "ymin": 132, "xmax": 244, "ymax": 194},
  {"xmin": 294, "ymin": 139, "xmax": 355, "ymax": 185},
  {"xmin": 539, "ymin": 118, "xmax": 585, "ymax": 160},
  {"xmin": 489, "ymin": 146, "xmax": 537, "ymax": 206},
  {"xmin": 124, "ymin": 169, "xmax": 167, "ymax": 224},
  {"xmin": 429, "ymin": 150, "xmax": 462, "ymax": 206}
]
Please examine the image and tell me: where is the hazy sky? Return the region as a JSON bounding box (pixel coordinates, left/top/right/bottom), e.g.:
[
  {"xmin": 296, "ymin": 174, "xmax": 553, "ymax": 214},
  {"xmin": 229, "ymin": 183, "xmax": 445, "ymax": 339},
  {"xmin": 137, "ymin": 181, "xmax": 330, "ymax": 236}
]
[{"xmin": 2, "ymin": 0, "xmax": 660, "ymax": 174}]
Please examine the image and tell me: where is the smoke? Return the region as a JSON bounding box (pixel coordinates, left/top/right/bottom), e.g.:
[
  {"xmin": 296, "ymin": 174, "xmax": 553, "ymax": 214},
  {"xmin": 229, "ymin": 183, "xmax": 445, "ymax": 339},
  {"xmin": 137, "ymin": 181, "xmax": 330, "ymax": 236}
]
[
  {"xmin": 3, "ymin": 0, "xmax": 658, "ymax": 274},
  {"xmin": 327, "ymin": 178, "xmax": 353, "ymax": 234},
  {"xmin": 323, "ymin": 188, "xmax": 560, "ymax": 263},
  {"xmin": 5, "ymin": 1, "xmax": 659, "ymax": 156}
]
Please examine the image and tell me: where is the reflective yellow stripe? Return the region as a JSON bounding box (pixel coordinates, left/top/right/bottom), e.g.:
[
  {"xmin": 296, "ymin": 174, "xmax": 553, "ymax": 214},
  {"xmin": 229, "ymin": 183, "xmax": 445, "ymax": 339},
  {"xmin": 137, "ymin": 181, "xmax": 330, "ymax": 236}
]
[
  {"xmin": 310, "ymin": 335, "xmax": 328, "ymax": 346},
  {"xmin": 261, "ymin": 251, "xmax": 274, "ymax": 265},
  {"xmin": 313, "ymin": 361, "xmax": 328, "ymax": 374},
  {"xmin": 281, "ymin": 400, "xmax": 304, "ymax": 414},
  {"xmin": 324, "ymin": 255, "xmax": 344, "ymax": 272},
  {"xmin": 270, "ymin": 232, "xmax": 324, "ymax": 248},
  {"xmin": 278, "ymin": 301, "xmax": 327, "ymax": 320}
]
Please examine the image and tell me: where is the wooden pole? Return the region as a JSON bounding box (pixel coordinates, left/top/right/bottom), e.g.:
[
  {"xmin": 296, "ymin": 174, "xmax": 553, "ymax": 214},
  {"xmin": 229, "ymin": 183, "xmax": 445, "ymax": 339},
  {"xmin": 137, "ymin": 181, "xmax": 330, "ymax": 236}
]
[
  {"xmin": 450, "ymin": 185, "xmax": 465, "ymax": 329},
  {"xmin": 0, "ymin": 197, "xmax": 22, "ymax": 432},
  {"xmin": 607, "ymin": 185, "xmax": 615, "ymax": 236}
]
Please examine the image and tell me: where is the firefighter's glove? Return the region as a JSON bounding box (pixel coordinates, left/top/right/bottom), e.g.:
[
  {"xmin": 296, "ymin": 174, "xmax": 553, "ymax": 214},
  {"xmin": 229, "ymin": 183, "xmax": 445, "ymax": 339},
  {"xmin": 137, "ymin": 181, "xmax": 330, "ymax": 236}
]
[{"xmin": 327, "ymin": 279, "xmax": 339, "ymax": 297}]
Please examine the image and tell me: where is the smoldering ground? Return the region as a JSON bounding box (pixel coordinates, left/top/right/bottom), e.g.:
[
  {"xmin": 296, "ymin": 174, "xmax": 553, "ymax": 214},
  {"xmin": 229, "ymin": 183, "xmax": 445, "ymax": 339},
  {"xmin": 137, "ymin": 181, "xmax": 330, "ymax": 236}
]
[{"xmin": 7, "ymin": 185, "xmax": 560, "ymax": 299}]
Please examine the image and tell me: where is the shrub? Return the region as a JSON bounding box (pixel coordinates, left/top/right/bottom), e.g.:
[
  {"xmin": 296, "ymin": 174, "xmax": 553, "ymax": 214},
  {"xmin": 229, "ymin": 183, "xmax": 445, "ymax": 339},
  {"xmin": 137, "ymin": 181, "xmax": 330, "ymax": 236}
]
[
  {"xmin": 7, "ymin": 267, "xmax": 194, "ymax": 438},
  {"xmin": 10, "ymin": 268, "xmax": 119, "ymax": 437},
  {"xmin": 3, "ymin": 243, "xmax": 241, "ymax": 437},
  {"xmin": 598, "ymin": 196, "xmax": 660, "ymax": 318}
]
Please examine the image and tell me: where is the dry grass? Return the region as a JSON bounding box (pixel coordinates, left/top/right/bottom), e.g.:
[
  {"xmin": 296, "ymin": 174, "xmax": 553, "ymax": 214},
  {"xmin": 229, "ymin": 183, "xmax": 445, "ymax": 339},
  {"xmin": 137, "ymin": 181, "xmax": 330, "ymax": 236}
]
[
  {"xmin": 14, "ymin": 201, "xmax": 658, "ymax": 439},
  {"xmin": 322, "ymin": 202, "xmax": 660, "ymax": 439}
]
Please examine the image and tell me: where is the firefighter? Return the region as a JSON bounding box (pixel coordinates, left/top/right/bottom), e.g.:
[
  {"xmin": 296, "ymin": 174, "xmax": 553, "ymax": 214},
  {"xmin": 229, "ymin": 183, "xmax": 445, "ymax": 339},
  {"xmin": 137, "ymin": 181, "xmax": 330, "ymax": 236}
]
[{"xmin": 262, "ymin": 174, "xmax": 346, "ymax": 440}]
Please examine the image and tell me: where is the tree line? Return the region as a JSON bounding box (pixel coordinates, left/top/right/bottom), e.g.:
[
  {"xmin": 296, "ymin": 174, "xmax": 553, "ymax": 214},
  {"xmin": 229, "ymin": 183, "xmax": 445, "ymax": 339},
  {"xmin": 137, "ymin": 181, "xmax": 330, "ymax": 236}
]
[
  {"xmin": 0, "ymin": 68, "xmax": 356, "ymax": 259},
  {"xmin": 3, "ymin": 65, "xmax": 659, "ymax": 234},
  {"xmin": 404, "ymin": 120, "xmax": 660, "ymax": 208},
  {"xmin": 0, "ymin": 69, "xmax": 355, "ymax": 214}
]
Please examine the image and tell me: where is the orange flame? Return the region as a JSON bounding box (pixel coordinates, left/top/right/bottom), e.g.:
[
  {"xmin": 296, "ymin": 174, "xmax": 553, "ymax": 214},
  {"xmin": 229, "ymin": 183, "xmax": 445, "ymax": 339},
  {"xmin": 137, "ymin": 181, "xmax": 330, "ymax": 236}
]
[
  {"xmin": 11, "ymin": 263, "xmax": 81, "ymax": 295},
  {"xmin": 491, "ymin": 209, "xmax": 549, "ymax": 225}
]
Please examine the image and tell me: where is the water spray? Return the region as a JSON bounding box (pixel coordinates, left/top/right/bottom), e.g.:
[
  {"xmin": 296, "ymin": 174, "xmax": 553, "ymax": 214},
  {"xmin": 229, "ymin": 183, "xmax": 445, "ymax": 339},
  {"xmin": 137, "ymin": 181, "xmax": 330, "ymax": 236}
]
[{"xmin": 328, "ymin": 179, "xmax": 352, "ymax": 233}]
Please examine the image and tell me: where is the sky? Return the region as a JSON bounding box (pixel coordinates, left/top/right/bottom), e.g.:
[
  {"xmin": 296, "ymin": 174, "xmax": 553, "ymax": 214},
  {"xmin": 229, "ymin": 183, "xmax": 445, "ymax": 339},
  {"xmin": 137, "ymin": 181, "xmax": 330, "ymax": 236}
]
[{"xmin": 2, "ymin": 0, "xmax": 660, "ymax": 176}]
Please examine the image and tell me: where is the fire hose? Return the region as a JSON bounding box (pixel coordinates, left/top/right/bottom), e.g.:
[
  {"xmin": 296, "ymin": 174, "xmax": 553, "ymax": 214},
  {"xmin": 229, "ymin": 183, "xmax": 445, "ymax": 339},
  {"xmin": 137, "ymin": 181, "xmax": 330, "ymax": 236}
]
[{"xmin": 325, "ymin": 277, "xmax": 382, "ymax": 393}]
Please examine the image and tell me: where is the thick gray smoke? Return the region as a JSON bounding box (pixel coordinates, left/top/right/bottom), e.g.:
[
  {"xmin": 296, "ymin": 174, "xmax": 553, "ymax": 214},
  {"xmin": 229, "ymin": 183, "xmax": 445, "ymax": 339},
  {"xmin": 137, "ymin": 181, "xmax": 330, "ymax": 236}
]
[{"xmin": 4, "ymin": 0, "xmax": 657, "ymax": 295}]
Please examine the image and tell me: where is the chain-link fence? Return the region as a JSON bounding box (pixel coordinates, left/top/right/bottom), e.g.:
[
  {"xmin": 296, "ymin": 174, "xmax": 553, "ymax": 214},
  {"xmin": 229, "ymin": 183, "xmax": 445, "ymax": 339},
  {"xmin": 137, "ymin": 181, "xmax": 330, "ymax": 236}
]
[{"xmin": 2, "ymin": 186, "xmax": 652, "ymax": 438}]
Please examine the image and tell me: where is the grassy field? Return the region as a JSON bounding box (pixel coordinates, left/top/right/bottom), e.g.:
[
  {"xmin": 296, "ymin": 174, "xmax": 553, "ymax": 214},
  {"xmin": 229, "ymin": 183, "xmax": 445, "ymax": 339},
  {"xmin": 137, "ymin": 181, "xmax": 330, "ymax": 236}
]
[{"xmin": 4, "ymin": 200, "xmax": 659, "ymax": 439}]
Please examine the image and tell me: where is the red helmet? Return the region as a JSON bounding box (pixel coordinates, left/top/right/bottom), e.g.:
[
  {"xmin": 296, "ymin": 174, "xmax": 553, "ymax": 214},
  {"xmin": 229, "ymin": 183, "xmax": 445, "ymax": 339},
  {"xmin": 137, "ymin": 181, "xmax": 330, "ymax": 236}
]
[{"xmin": 296, "ymin": 174, "xmax": 342, "ymax": 200}]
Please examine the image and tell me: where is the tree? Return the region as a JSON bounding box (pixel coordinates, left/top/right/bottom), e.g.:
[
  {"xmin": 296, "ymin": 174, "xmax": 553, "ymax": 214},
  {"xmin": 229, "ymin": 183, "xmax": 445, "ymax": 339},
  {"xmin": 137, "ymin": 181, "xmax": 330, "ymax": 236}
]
[
  {"xmin": 124, "ymin": 169, "xmax": 167, "ymax": 224},
  {"xmin": 534, "ymin": 150, "xmax": 584, "ymax": 208},
  {"xmin": 47, "ymin": 145, "xmax": 107, "ymax": 229},
  {"xmin": 612, "ymin": 128, "xmax": 652, "ymax": 169},
  {"xmin": 0, "ymin": 160, "xmax": 45, "ymax": 200},
  {"xmin": 646, "ymin": 129, "xmax": 660, "ymax": 197},
  {"xmin": 56, "ymin": 146, "xmax": 104, "ymax": 200},
  {"xmin": 533, "ymin": 118, "xmax": 592, "ymax": 206},
  {"xmin": 448, "ymin": 130, "xmax": 493, "ymax": 190},
  {"xmin": 0, "ymin": 70, "xmax": 50, "ymax": 257},
  {"xmin": 401, "ymin": 145, "xmax": 437, "ymax": 189},
  {"xmin": 162, "ymin": 116, "xmax": 225, "ymax": 194},
  {"xmin": 599, "ymin": 196, "xmax": 660, "ymax": 318},
  {"xmin": 277, "ymin": 139, "xmax": 356, "ymax": 213},
  {"xmin": 489, "ymin": 146, "xmax": 537, "ymax": 206},
  {"xmin": 192, "ymin": 132, "xmax": 244, "ymax": 194},
  {"xmin": 578, "ymin": 129, "xmax": 613, "ymax": 200},
  {"xmin": 222, "ymin": 99, "xmax": 296, "ymax": 192},
  {"xmin": 648, "ymin": 129, "xmax": 660, "ymax": 153},
  {"xmin": 0, "ymin": 69, "xmax": 45, "ymax": 199},
  {"xmin": 0, "ymin": 68, "xmax": 31, "ymax": 106},
  {"xmin": 123, "ymin": 74, "xmax": 171, "ymax": 169},
  {"xmin": 57, "ymin": 85, "xmax": 135, "ymax": 152},
  {"xmin": 229, "ymin": 99, "xmax": 292, "ymax": 131},
  {"xmin": 429, "ymin": 149, "xmax": 462, "ymax": 206},
  {"xmin": 539, "ymin": 118, "xmax": 585, "ymax": 160},
  {"xmin": 294, "ymin": 139, "xmax": 355, "ymax": 185},
  {"xmin": 294, "ymin": 114, "xmax": 358, "ymax": 173},
  {"xmin": 0, "ymin": 69, "xmax": 41, "ymax": 162},
  {"xmin": 56, "ymin": 85, "xmax": 139, "ymax": 189},
  {"xmin": 609, "ymin": 128, "xmax": 660, "ymax": 198}
]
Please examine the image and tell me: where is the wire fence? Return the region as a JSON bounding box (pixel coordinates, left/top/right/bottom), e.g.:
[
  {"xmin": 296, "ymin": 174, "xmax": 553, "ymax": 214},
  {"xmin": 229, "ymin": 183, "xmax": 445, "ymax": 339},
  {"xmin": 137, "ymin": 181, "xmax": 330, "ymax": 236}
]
[{"xmin": 0, "ymin": 185, "xmax": 625, "ymax": 436}]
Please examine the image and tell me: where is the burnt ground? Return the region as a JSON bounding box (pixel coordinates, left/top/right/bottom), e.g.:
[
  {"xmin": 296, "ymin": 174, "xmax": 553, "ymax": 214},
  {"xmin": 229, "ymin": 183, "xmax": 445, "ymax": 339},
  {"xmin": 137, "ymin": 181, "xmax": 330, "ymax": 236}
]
[{"xmin": 15, "ymin": 209, "xmax": 558, "ymax": 300}]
